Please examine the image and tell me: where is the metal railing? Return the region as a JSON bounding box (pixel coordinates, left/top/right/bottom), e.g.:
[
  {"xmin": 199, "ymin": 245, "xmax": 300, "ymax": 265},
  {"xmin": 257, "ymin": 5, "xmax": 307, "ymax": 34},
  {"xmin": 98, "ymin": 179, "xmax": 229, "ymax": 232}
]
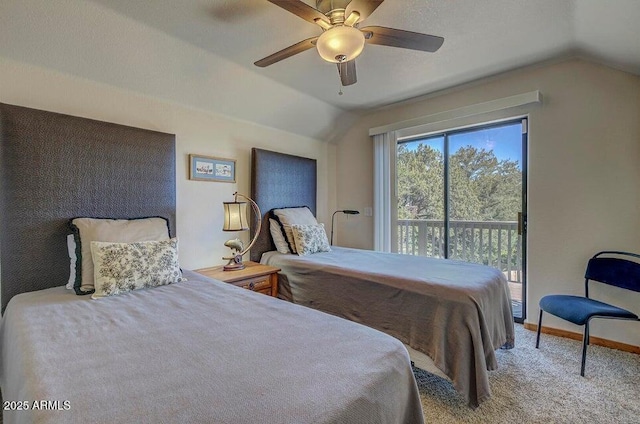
[{"xmin": 397, "ymin": 219, "xmax": 523, "ymax": 283}]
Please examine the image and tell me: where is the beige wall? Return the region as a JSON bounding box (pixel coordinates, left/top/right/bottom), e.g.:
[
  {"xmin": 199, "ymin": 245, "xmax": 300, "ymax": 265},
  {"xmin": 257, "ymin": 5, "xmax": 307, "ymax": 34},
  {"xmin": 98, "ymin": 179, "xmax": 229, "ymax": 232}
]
[
  {"xmin": 0, "ymin": 57, "xmax": 335, "ymax": 271},
  {"xmin": 335, "ymin": 59, "xmax": 640, "ymax": 346}
]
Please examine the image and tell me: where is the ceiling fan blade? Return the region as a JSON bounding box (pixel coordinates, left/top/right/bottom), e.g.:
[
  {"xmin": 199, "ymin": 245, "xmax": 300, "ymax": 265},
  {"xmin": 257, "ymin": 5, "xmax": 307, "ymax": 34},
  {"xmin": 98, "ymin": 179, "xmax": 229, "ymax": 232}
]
[
  {"xmin": 345, "ymin": 0, "xmax": 384, "ymax": 22},
  {"xmin": 361, "ymin": 26, "xmax": 444, "ymax": 52},
  {"xmin": 337, "ymin": 60, "xmax": 357, "ymax": 86},
  {"xmin": 254, "ymin": 37, "xmax": 318, "ymax": 67},
  {"xmin": 268, "ymin": 0, "xmax": 330, "ymax": 26}
]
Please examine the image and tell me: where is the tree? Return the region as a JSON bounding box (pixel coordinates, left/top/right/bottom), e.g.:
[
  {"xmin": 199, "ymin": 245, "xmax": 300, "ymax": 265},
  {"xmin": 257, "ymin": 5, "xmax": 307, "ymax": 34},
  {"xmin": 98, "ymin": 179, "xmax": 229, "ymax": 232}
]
[
  {"xmin": 397, "ymin": 143, "xmax": 521, "ymax": 222},
  {"xmin": 397, "ymin": 143, "xmax": 444, "ymax": 220}
]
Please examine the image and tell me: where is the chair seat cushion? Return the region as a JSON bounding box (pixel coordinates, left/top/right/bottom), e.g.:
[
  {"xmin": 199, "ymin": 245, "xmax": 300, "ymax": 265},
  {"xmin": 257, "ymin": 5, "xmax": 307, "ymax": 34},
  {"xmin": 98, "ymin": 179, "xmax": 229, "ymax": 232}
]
[{"xmin": 540, "ymin": 295, "xmax": 638, "ymax": 326}]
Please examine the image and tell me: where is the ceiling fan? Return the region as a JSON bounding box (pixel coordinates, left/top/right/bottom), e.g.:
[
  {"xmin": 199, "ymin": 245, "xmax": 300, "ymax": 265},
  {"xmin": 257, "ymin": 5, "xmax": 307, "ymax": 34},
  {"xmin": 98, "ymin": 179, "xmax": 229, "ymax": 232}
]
[{"xmin": 254, "ymin": 0, "xmax": 444, "ymax": 87}]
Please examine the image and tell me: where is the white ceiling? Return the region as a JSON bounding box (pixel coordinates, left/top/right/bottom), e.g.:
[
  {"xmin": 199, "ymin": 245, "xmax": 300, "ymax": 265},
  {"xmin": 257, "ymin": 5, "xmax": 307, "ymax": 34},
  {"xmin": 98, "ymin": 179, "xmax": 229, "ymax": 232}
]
[
  {"xmin": 1, "ymin": 1, "xmax": 639, "ymax": 141},
  {"xmin": 88, "ymin": 0, "xmax": 640, "ymax": 111}
]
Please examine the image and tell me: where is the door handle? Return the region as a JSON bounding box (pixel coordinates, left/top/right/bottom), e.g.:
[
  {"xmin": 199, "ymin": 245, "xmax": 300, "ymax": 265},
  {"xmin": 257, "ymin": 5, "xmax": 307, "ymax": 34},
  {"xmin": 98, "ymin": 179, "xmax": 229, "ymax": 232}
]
[{"xmin": 517, "ymin": 212, "xmax": 525, "ymax": 235}]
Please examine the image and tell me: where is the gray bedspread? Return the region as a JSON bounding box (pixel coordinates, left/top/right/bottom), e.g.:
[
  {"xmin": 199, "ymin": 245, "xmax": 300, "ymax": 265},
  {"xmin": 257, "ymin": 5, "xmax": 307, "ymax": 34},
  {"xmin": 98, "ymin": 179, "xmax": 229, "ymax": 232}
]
[
  {"xmin": 0, "ymin": 270, "xmax": 423, "ymax": 424},
  {"xmin": 261, "ymin": 247, "xmax": 515, "ymax": 408}
]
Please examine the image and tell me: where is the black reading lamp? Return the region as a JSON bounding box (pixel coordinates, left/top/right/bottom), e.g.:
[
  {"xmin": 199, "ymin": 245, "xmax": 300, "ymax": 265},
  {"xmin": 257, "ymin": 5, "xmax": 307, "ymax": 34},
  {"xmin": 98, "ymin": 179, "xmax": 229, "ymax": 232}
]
[{"xmin": 330, "ymin": 209, "xmax": 360, "ymax": 245}]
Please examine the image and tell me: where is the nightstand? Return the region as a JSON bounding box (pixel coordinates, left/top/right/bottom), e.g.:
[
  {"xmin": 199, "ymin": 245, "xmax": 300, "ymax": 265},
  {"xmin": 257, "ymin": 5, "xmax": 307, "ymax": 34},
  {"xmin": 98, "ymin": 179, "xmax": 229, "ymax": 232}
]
[{"xmin": 195, "ymin": 261, "xmax": 280, "ymax": 297}]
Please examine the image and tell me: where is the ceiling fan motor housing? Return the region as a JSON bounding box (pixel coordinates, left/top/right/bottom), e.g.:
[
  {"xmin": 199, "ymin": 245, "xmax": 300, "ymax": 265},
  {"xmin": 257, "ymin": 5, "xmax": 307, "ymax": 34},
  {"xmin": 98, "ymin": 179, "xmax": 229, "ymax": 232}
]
[{"xmin": 316, "ymin": 0, "xmax": 351, "ymax": 15}]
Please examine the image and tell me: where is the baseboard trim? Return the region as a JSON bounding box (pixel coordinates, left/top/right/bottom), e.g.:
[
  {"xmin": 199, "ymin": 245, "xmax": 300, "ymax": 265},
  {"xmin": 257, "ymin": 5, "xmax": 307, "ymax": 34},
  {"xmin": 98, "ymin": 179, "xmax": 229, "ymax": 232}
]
[{"xmin": 523, "ymin": 323, "xmax": 640, "ymax": 355}]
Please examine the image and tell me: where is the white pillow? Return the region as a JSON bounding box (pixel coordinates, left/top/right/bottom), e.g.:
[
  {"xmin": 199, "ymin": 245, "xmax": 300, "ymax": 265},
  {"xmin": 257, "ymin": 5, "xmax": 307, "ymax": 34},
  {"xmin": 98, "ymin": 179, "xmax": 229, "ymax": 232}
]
[
  {"xmin": 269, "ymin": 219, "xmax": 291, "ymax": 254},
  {"xmin": 66, "ymin": 234, "xmax": 77, "ymax": 289},
  {"xmin": 291, "ymin": 223, "xmax": 331, "ymax": 256},
  {"xmin": 70, "ymin": 217, "xmax": 170, "ymax": 294},
  {"xmin": 91, "ymin": 238, "xmax": 183, "ymax": 299},
  {"xmin": 272, "ymin": 207, "xmax": 318, "ymax": 254}
]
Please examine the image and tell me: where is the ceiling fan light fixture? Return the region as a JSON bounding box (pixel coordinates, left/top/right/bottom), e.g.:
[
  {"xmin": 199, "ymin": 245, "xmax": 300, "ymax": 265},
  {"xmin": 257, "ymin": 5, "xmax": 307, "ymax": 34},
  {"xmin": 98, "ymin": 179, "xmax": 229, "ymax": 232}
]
[{"xmin": 316, "ymin": 25, "xmax": 365, "ymax": 63}]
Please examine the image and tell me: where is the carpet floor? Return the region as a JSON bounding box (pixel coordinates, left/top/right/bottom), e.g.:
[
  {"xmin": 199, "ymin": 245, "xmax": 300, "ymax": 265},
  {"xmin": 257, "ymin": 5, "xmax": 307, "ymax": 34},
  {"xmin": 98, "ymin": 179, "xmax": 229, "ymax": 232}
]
[{"xmin": 415, "ymin": 324, "xmax": 640, "ymax": 423}]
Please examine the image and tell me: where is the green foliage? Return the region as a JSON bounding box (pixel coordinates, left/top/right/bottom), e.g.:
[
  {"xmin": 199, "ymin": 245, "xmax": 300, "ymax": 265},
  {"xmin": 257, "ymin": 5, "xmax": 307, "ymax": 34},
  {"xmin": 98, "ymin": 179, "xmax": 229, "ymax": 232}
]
[
  {"xmin": 397, "ymin": 143, "xmax": 521, "ymax": 222},
  {"xmin": 397, "ymin": 143, "xmax": 444, "ymax": 220}
]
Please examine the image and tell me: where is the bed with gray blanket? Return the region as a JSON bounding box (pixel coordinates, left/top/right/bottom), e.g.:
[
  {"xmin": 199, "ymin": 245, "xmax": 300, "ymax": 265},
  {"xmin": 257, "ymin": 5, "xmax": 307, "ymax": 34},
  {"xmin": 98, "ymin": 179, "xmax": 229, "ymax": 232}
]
[
  {"xmin": 262, "ymin": 247, "xmax": 515, "ymax": 408},
  {"xmin": 250, "ymin": 148, "xmax": 515, "ymax": 408},
  {"xmin": 0, "ymin": 105, "xmax": 424, "ymax": 424},
  {"xmin": 0, "ymin": 270, "xmax": 424, "ymax": 424}
]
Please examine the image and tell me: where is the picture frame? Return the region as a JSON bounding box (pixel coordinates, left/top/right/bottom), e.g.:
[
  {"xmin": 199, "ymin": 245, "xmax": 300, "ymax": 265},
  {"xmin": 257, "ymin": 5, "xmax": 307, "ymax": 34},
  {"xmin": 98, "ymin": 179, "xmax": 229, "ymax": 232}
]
[{"xmin": 189, "ymin": 154, "xmax": 236, "ymax": 183}]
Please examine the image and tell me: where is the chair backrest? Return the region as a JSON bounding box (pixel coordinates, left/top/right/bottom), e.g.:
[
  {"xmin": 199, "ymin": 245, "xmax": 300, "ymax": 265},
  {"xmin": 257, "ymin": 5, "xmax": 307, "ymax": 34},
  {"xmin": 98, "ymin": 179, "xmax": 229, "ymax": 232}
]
[{"xmin": 585, "ymin": 251, "xmax": 640, "ymax": 293}]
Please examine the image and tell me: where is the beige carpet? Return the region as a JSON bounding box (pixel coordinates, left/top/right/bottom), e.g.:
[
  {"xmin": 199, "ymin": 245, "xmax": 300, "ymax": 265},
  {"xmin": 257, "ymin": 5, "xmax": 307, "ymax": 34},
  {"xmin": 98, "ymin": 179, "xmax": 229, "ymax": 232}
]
[{"xmin": 415, "ymin": 324, "xmax": 640, "ymax": 423}]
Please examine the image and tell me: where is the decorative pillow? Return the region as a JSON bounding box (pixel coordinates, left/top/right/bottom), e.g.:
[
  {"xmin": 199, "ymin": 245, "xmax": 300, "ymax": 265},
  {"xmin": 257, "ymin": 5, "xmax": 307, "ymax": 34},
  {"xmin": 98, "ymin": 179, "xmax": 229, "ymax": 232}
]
[
  {"xmin": 291, "ymin": 223, "xmax": 331, "ymax": 256},
  {"xmin": 272, "ymin": 207, "xmax": 318, "ymax": 253},
  {"xmin": 70, "ymin": 217, "xmax": 171, "ymax": 295},
  {"xmin": 66, "ymin": 234, "xmax": 77, "ymax": 289},
  {"xmin": 90, "ymin": 238, "xmax": 183, "ymax": 299},
  {"xmin": 269, "ymin": 218, "xmax": 291, "ymax": 254}
]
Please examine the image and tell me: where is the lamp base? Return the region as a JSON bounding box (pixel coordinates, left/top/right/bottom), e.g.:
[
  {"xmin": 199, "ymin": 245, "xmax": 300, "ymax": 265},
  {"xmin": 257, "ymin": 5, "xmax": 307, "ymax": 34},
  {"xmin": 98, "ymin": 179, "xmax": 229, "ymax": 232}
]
[{"xmin": 223, "ymin": 255, "xmax": 245, "ymax": 271}]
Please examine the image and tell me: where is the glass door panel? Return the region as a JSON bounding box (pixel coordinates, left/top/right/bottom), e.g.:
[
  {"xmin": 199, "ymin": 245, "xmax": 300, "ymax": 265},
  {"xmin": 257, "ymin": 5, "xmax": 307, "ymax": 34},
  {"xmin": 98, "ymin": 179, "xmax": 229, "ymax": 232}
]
[
  {"xmin": 448, "ymin": 123, "xmax": 525, "ymax": 320},
  {"xmin": 396, "ymin": 136, "xmax": 445, "ymax": 257}
]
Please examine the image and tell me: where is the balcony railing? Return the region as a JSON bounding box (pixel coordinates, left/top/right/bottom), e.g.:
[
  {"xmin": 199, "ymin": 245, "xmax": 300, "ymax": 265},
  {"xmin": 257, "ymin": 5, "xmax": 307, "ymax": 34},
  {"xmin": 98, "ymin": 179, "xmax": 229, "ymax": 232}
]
[{"xmin": 397, "ymin": 219, "xmax": 523, "ymax": 283}]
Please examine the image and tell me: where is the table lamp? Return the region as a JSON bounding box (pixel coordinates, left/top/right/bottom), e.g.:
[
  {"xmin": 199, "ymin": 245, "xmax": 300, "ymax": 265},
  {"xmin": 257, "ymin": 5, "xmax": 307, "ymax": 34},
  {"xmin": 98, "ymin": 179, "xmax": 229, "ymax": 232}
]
[{"xmin": 222, "ymin": 192, "xmax": 262, "ymax": 271}]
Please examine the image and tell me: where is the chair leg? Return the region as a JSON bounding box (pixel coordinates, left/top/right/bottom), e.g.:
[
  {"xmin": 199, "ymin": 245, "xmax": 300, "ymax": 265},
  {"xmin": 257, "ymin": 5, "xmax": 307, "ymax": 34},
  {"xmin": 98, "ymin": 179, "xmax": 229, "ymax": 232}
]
[
  {"xmin": 586, "ymin": 324, "xmax": 590, "ymax": 346},
  {"xmin": 536, "ymin": 309, "xmax": 543, "ymax": 348},
  {"xmin": 580, "ymin": 322, "xmax": 589, "ymax": 377}
]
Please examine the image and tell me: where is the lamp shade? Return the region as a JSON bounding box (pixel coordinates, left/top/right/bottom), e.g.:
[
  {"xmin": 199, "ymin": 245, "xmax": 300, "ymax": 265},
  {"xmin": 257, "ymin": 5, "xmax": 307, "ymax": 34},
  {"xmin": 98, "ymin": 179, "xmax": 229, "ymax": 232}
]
[
  {"xmin": 316, "ymin": 25, "xmax": 365, "ymax": 63},
  {"xmin": 223, "ymin": 201, "xmax": 249, "ymax": 231}
]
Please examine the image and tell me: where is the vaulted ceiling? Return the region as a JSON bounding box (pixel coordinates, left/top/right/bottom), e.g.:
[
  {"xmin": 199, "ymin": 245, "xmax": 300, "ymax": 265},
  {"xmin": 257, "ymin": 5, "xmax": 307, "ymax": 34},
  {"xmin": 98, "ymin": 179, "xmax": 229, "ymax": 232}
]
[
  {"xmin": 89, "ymin": 0, "xmax": 640, "ymax": 110},
  {"xmin": 1, "ymin": 1, "xmax": 639, "ymax": 141}
]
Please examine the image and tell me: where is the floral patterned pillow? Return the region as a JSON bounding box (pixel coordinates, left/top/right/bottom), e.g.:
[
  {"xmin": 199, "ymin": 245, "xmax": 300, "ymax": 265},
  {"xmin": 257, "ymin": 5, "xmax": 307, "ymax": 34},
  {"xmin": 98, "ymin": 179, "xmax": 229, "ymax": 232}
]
[
  {"xmin": 291, "ymin": 223, "xmax": 331, "ymax": 256},
  {"xmin": 90, "ymin": 238, "xmax": 183, "ymax": 299}
]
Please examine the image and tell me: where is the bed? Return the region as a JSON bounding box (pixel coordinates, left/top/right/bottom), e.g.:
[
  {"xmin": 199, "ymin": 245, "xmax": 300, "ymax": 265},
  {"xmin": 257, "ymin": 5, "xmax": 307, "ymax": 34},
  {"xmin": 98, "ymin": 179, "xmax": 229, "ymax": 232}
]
[
  {"xmin": 0, "ymin": 103, "xmax": 424, "ymax": 424},
  {"xmin": 250, "ymin": 148, "xmax": 516, "ymax": 408}
]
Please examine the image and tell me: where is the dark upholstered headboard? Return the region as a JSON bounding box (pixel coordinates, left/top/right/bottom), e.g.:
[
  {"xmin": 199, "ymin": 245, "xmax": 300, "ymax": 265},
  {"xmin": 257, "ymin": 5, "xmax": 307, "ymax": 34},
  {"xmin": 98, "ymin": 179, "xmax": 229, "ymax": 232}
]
[
  {"xmin": 0, "ymin": 103, "xmax": 176, "ymax": 312},
  {"xmin": 250, "ymin": 148, "xmax": 316, "ymax": 262}
]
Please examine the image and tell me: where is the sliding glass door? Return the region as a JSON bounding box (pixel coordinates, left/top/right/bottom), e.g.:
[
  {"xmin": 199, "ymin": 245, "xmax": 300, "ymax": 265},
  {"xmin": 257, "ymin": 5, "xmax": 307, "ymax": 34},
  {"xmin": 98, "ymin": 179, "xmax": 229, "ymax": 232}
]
[{"xmin": 396, "ymin": 119, "xmax": 527, "ymax": 321}]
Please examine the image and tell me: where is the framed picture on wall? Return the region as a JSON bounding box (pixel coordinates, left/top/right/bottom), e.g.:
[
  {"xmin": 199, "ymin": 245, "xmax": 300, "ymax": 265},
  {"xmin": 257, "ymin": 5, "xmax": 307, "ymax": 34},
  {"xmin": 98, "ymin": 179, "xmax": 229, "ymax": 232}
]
[{"xmin": 189, "ymin": 154, "xmax": 236, "ymax": 183}]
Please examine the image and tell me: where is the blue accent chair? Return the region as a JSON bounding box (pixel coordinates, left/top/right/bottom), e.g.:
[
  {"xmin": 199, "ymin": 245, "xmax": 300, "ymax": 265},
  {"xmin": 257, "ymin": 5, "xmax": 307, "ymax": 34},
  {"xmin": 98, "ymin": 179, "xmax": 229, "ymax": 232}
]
[{"xmin": 536, "ymin": 251, "xmax": 640, "ymax": 376}]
